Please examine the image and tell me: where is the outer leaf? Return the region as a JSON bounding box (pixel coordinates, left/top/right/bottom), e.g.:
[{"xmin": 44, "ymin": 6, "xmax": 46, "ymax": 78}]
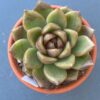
[
  {"xmin": 23, "ymin": 10, "xmax": 46, "ymax": 30},
  {"xmin": 23, "ymin": 48, "xmax": 43, "ymax": 69},
  {"xmin": 10, "ymin": 39, "xmax": 31, "ymax": 61},
  {"xmin": 34, "ymin": 1, "xmax": 53, "ymax": 18},
  {"xmin": 67, "ymin": 70, "xmax": 79, "ymax": 81},
  {"xmin": 42, "ymin": 23, "xmax": 61, "ymax": 34},
  {"xmin": 44, "ymin": 64, "xmax": 67, "ymax": 85},
  {"xmin": 72, "ymin": 35, "xmax": 94, "ymax": 56},
  {"xmin": 32, "ymin": 67, "xmax": 51, "ymax": 88},
  {"xmin": 64, "ymin": 29, "xmax": 78, "ymax": 48},
  {"xmin": 12, "ymin": 26, "xmax": 27, "ymax": 41},
  {"xmin": 79, "ymin": 25, "xmax": 94, "ymax": 37},
  {"xmin": 73, "ymin": 54, "xmax": 94, "ymax": 70},
  {"xmin": 60, "ymin": 6, "xmax": 72, "ymax": 14},
  {"xmin": 37, "ymin": 51, "xmax": 57, "ymax": 64},
  {"xmin": 27, "ymin": 27, "xmax": 42, "ymax": 46},
  {"xmin": 55, "ymin": 55, "xmax": 75, "ymax": 69},
  {"xmin": 59, "ymin": 42, "xmax": 71, "ymax": 58},
  {"xmin": 47, "ymin": 8, "xmax": 67, "ymax": 29},
  {"xmin": 65, "ymin": 11, "xmax": 82, "ymax": 32}
]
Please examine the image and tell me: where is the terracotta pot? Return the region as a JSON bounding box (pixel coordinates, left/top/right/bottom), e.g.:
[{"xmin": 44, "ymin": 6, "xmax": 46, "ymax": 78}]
[{"xmin": 8, "ymin": 5, "xmax": 97, "ymax": 94}]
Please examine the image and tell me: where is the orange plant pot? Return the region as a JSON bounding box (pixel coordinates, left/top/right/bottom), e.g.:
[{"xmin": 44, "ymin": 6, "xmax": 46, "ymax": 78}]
[{"xmin": 8, "ymin": 5, "xmax": 97, "ymax": 94}]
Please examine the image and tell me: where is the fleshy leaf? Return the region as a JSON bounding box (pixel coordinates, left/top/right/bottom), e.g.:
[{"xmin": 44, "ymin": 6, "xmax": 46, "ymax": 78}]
[
  {"xmin": 60, "ymin": 6, "xmax": 72, "ymax": 13},
  {"xmin": 79, "ymin": 25, "xmax": 94, "ymax": 37},
  {"xmin": 12, "ymin": 26, "xmax": 27, "ymax": 41},
  {"xmin": 32, "ymin": 67, "xmax": 51, "ymax": 88},
  {"xmin": 42, "ymin": 23, "xmax": 61, "ymax": 34},
  {"xmin": 22, "ymin": 67, "xmax": 32, "ymax": 77},
  {"xmin": 34, "ymin": 1, "xmax": 53, "ymax": 18},
  {"xmin": 44, "ymin": 64, "xmax": 67, "ymax": 85},
  {"xmin": 72, "ymin": 35, "xmax": 94, "ymax": 56},
  {"xmin": 23, "ymin": 48, "xmax": 43, "ymax": 69},
  {"xmin": 47, "ymin": 8, "xmax": 67, "ymax": 29},
  {"xmin": 57, "ymin": 38, "xmax": 64, "ymax": 48},
  {"xmin": 67, "ymin": 70, "xmax": 79, "ymax": 81},
  {"xmin": 23, "ymin": 10, "xmax": 46, "ymax": 30},
  {"xmin": 27, "ymin": 27, "xmax": 42, "ymax": 46},
  {"xmin": 59, "ymin": 42, "xmax": 71, "ymax": 58},
  {"xmin": 53, "ymin": 30, "xmax": 67, "ymax": 44},
  {"xmin": 73, "ymin": 54, "xmax": 94, "ymax": 70},
  {"xmin": 55, "ymin": 55, "xmax": 75, "ymax": 69},
  {"xmin": 47, "ymin": 48, "xmax": 62, "ymax": 57},
  {"xmin": 10, "ymin": 39, "xmax": 31, "ymax": 61},
  {"xmin": 65, "ymin": 11, "xmax": 82, "ymax": 32},
  {"xmin": 36, "ymin": 36, "xmax": 47, "ymax": 54},
  {"xmin": 46, "ymin": 41, "xmax": 55, "ymax": 49},
  {"xmin": 37, "ymin": 51, "xmax": 57, "ymax": 64},
  {"xmin": 43, "ymin": 33, "xmax": 56, "ymax": 45},
  {"xmin": 64, "ymin": 29, "xmax": 78, "ymax": 48}
]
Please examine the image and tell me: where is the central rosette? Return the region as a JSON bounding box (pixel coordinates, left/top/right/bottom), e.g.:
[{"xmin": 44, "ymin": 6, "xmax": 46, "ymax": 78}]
[{"xmin": 35, "ymin": 25, "xmax": 70, "ymax": 64}]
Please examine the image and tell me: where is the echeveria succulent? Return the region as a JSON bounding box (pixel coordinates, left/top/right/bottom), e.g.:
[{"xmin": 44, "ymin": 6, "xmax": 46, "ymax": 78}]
[{"xmin": 10, "ymin": 2, "xmax": 95, "ymax": 88}]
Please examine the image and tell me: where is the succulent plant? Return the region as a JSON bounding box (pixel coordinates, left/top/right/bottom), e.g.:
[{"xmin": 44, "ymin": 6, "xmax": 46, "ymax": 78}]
[{"xmin": 10, "ymin": 2, "xmax": 95, "ymax": 88}]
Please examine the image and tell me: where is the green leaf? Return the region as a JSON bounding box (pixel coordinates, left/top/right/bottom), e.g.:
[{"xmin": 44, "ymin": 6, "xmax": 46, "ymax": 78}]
[
  {"xmin": 59, "ymin": 42, "xmax": 71, "ymax": 58},
  {"xmin": 64, "ymin": 29, "xmax": 78, "ymax": 48},
  {"xmin": 23, "ymin": 10, "xmax": 46, "ymax": 30},
  {"xmin": 23, "ymin": 48, "xmax": 43, "ymax": 69},
  {"xmin": 60, "ymin": 6, "xmax": 72, "ymax": 14},
  {"xmin": 55, "ymin": 55, "xmax": 75, "ymax": 69},
  {"xmin": 47, "ymin": 8, "xmax": 67, "ymax": 29},
  {"xmin": 34, "ymin": 1, "xmax": 53, "ymax": 18},
  {"xmin": 27, "ymin": 27, "xmax": 42, "ymax": 46},
  {"xmin": 65, "ymin": 11, "xmax": 82, "ymax": 32},
  {"xmin": 73, "ymin": 54, "xmax": 94, "ymax": 70},
  {"xmin": 67, "ymin": 70, "xmax": 79, "ymax": 81},
  {"xmin": 32, "ymin": 67, "xmax": 51, "ymax": 88},
  {"xmin": 37, "ymin": 51, "xmax": 57, "ymax": 64},
  {"xmin": 79, "ymin": 25, "xmax": 94, "ymax": 37},
  {"xmin": 44, "ymin": 64, "xmax": 67, "ymax": 85},
  {"xmin": 10, "ymin": 39, "xmax": 31, "ymax": 61},
  {"xmin": 12, "ymin": 26, "xmax": 27, "ymax": 41},
  {"xmin": 42, "ymin": 23, "xmax": 61, "ymax": 34},
  {"xmin": 72, "ymin": 35, "xmax": 94, "ymax": 56}
]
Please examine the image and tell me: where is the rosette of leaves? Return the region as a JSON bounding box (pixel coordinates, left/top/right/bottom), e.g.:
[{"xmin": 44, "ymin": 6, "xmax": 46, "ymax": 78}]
[{"xmin": 10, "ymin": 2, "xmax": 95, "ymax": 88}]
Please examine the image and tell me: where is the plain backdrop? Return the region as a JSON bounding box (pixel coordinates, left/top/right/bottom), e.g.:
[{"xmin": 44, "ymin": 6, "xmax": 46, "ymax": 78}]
[{"xmin": 0, "ymin": 0, "xmax": 100, "ymax": 100}]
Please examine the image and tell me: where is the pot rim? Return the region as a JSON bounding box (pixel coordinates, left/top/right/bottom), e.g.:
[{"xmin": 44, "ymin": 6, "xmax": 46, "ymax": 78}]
[{"xmin": 7, "ymin": 5, "xmax": 97, "ymax": 94}]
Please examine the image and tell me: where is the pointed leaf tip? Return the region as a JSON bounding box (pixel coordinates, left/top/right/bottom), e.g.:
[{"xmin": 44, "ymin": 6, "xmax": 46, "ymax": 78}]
[
  {"xmin": 72, "ymin": 35, "xmax": 94, "ymax": 56},
  {"xmin": 66, "ymin": 11, "xmax": 82, "ymax": 32},
  {"xmin": 12, "ymin": 26, "xmax": 27, "ymax": 41},
  {"xmin": 23, "ymin": 10, "xmax": 46, "ymax": 30},
  {"xmin": 47, "ymin": 8, "xmax": 67, "ymax": 29},
  {"xmin": 35, "ymin": 1, "xmax": 53, "ymax": 18}
]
